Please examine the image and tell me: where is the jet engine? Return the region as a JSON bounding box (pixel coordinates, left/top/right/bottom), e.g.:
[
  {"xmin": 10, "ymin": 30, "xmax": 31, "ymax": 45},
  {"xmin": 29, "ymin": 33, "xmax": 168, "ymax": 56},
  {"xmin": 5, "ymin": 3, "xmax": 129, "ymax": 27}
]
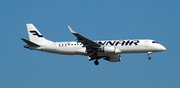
[
  {"xmin": 104, "ymin": 55, "xmax": 121, "ymax": 62},
  {"xmin": 102, "ymin": 46, "xmax": 121, "ymax": 54}
]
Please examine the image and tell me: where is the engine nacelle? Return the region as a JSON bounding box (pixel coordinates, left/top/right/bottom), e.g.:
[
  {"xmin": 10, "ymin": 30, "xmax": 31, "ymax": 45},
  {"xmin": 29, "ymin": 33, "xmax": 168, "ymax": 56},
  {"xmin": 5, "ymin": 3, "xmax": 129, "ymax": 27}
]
[
  {"xmin": 103, "ymin": 46, "xmax": 115, "ymax": 53},
  {"xmin": 102, "ymin": 46, "xmax": 121, "ymax": 54},
  {"xmin": 104, "ymin": 55, "xmax": 121, "ymax": 62}
]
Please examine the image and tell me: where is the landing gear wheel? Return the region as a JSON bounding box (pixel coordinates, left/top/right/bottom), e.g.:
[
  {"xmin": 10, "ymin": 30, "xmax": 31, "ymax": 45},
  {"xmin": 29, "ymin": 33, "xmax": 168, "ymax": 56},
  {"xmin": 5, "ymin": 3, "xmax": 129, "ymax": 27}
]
[
  {"xmin": 148, "ymin": 56, "xmax": 151, "ymax": 60},
  {"xmin": 148, "ymin": 52, "xmax": 152, "ymax": 60},
  {"xmin": 94, "ymin": 60, "xmax": 99, "ymax": 65}
]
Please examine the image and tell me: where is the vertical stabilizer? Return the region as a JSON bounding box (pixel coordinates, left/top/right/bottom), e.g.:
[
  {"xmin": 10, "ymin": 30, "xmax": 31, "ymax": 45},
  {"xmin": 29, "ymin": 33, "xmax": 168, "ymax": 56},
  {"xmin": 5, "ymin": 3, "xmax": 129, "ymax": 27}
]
[{"xmin": 26, "ymin": 24, "xmax": 52, "ymax": 44}]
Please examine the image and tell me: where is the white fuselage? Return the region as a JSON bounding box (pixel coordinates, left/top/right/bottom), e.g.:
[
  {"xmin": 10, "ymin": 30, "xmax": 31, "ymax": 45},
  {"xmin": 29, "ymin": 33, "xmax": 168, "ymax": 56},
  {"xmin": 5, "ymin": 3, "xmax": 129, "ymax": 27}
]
[{"xmin": 34, "ymin": 39, "xmax": 165, "ymax": 56}]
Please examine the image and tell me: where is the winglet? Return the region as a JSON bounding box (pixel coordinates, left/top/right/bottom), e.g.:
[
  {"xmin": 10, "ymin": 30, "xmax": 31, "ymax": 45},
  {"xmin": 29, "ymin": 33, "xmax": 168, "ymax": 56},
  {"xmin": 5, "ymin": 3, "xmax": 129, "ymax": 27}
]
[{"xmin": 68, "ymin": 26, "xmax": 77, "ymax": 34}]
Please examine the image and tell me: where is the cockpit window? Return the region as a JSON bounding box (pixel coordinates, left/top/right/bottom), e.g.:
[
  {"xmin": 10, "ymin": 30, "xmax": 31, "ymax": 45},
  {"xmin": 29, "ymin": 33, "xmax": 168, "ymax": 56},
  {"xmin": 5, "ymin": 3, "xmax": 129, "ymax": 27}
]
[{"xmin": 152, "ymin": 41, "xmax": 158, "ymax": 43}]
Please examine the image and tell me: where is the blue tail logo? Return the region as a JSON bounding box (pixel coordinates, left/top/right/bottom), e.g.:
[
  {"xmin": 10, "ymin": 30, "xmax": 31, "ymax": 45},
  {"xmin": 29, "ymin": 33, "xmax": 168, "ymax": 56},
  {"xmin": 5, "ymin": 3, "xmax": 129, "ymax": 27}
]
[{"xmin": 30, "ymin": 31, "xmax": 43, "ymax": 37}]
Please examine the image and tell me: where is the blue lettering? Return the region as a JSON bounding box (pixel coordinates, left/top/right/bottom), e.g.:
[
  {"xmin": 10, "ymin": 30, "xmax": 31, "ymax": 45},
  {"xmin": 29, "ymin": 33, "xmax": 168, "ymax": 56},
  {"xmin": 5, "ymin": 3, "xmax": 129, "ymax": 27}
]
[
  {"xmin": 115, "ymin": 41, "xmax": 124, "ymax": 46},
  {"xmin": 129, "ymin": 41, "xmax": 134, "ymax": 45},
  {"xmin": 97, "ymin": 41, "xmax": 106, "ymax": 45},
  {"xmin": 106, "ymin": 41, "xmax": 116, "ymax": 46},
  {"xmin": 121, "ymin": 41, "xmax": 125, "ymax": 46},
  {"xmin": 125, "ymin": 40, "xmax": 130, "ymax": 46},
  {"xmin": 95, "ymin": 40, "xmax": 140, "ymax": 46},
  {"xmin": 133, "ymin": 40, "xmax": 139, "ymax": 45}
]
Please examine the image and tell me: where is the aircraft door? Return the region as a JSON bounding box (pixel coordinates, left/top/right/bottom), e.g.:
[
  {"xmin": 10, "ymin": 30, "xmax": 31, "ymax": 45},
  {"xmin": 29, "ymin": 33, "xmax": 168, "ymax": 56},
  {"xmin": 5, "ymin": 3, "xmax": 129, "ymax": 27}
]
[
  {"xmin": 145, "ymin": 40, "xmax": 149, "ymax": 47},
  {"xmin": 53, "ymin": 42, "xmax": 57, "ymax": 50}
]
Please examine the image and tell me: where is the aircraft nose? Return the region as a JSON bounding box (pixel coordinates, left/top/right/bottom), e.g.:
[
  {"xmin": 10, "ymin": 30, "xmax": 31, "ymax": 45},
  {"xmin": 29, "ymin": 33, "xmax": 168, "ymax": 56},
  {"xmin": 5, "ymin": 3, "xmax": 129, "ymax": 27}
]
[{"xmin": 161, "ymin": 45, "xmax": 166, "ymax": 51}]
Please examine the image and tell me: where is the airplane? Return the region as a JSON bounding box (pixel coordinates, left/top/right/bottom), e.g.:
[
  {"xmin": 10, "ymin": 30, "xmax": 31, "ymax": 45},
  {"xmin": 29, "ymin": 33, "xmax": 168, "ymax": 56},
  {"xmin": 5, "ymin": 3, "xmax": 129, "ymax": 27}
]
[{"xmin": 21, "ymin": 24, "xmax": 166, "ymax": 65}]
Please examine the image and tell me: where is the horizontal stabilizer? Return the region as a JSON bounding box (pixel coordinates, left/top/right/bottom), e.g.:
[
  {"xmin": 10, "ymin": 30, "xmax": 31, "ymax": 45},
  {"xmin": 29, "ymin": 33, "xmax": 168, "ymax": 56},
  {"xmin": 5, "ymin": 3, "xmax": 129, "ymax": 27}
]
[{"xmin": 21, "ymin": 38, "xmax": 41, "ymax": 47}]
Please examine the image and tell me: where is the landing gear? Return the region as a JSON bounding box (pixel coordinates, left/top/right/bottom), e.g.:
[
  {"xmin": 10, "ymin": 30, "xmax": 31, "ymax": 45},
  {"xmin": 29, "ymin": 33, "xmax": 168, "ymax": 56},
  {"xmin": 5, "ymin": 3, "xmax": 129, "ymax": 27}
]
[
  {"xmin": 148, "ymin": 56, "xmax": 151, "ymax": 60},
  {"xmin": 94, "ymin": 60, "xmax": 99, "ymax": 65},
  {"xmin": 89, "ymin": 55, "xmax": 102, "ymax": 66},
  {"xmin": 92, "ymin": 50, "xmax": 97, "ymax": 56},
  {"xmin": 148, "ymin": 52, "xmax": 152, "ymax": 60}
]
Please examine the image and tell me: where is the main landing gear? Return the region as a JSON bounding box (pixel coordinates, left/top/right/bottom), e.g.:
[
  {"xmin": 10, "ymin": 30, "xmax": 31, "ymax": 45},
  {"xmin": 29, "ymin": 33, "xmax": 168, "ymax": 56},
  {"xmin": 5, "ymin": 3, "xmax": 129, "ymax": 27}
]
[
  {"xmin": 94, "ymin": 60, "xmax": 99, "ymax": 65},
  {"xmin": 91, "ymin": 51, "xmax": 99, "ymax": 65},
  {"xmin": 89, "ymin": 55, "xmax": 99, "ymax": 65},
  {"xmin": 148, "ymin": 52, "xmax": 152, "ymax": 60}
]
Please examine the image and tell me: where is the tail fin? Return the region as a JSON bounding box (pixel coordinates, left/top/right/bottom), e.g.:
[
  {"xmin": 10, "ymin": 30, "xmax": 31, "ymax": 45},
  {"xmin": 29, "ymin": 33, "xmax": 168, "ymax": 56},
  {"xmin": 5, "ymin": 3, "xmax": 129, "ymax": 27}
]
[{"xmin": 26, "ymin": 24, "xmax": 52, "ymax": 44}]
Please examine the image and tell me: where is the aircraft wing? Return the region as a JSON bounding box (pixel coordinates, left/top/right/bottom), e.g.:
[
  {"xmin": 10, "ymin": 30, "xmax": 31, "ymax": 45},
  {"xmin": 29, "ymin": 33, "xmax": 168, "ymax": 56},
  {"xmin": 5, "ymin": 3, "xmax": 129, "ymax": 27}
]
[{"xmin": 68, "ymin": 26, "xmax": 101, "ymax": 52}]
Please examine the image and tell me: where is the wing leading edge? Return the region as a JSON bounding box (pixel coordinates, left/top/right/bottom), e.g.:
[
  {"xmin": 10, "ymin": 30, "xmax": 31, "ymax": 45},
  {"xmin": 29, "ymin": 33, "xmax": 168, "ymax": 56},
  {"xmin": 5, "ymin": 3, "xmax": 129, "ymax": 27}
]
[{"xmin": 68, "ymin": 26, "xmax": 102, "ymax": 53}]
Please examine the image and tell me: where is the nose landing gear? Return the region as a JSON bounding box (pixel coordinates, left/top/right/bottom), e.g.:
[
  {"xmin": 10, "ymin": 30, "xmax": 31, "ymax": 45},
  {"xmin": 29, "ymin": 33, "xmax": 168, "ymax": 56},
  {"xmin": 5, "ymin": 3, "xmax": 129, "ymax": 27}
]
[
  {"xmin": 148, "ymin": 52, "xmax": 152, "ymax": 60},
  {"xmin": 148, "ymin": 56, "xmax": 151, "ymax": 60}
]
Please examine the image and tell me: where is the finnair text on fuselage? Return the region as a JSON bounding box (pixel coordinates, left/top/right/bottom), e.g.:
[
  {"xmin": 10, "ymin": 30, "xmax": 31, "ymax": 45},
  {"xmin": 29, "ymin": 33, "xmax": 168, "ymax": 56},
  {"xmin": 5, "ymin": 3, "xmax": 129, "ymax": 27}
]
[
  {"xmin": 58, "ymin": 40, "xmax": 140, "ymax": 47},
  {"xmin": 96, "ymin": 40, "xmax": 140, "ymax": 46}
]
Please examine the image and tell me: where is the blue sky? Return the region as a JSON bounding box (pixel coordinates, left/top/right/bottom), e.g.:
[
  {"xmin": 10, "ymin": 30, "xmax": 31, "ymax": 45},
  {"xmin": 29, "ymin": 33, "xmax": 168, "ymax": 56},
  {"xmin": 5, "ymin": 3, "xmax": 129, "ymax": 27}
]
[{"xmin": 0, "ymin": 0, "xmax": 180, "ymax": 88}]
